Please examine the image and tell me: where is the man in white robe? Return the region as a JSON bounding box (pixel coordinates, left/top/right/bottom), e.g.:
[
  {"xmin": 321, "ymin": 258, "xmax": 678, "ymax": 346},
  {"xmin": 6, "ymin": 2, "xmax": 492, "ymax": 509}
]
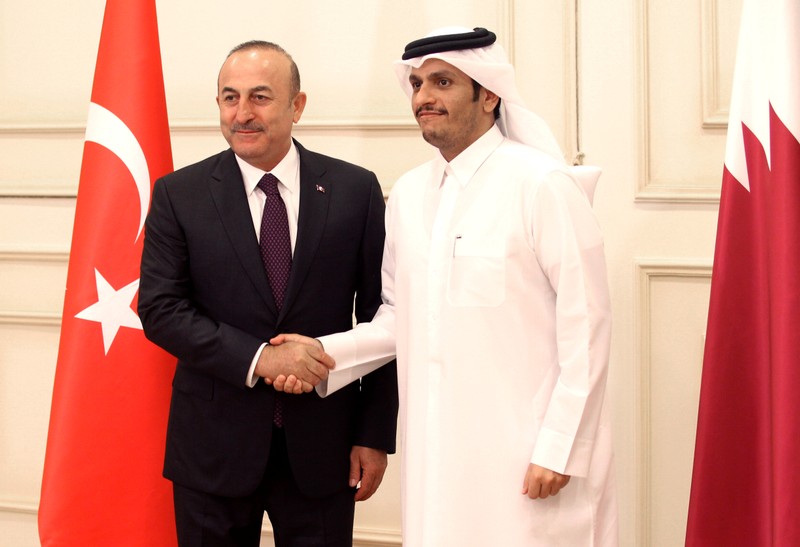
[{"xmin": 274, "ymin": 26, "xmax": 618, "ymax": 546}]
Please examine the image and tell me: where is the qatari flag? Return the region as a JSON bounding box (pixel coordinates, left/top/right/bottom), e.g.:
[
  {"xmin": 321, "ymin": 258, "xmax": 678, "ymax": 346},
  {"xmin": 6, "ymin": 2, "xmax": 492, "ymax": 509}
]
[
  {"xmin": 38, "ymin": 0, "xmax": 177, "ymax": 544},
  {"xmin": 686, "ymin": 0, "xmax": 800, "ymax": 545}
]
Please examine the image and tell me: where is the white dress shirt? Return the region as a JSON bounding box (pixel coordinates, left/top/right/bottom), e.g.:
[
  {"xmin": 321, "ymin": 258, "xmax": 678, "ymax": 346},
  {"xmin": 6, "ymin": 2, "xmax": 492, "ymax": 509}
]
[{"xmin": 235, "ymin": 142, "xmax": 301, "ymax": 387}]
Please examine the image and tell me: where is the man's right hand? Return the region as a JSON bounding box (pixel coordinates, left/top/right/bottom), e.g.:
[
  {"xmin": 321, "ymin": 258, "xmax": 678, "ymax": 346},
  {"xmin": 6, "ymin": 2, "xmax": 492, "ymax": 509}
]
[
  {"xmin": 254, "ymin": 340, "xmax": 334, "ymax": 393},
  {"xmin": 267, "ymin": 334, "xmax": 329, "ymax": 394}
]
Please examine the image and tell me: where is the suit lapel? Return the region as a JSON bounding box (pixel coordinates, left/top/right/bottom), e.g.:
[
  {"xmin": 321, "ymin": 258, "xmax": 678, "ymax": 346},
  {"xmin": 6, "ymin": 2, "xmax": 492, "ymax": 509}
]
[
  {"xmin": 208, "ymin": 150, "xmax": 278, "ymax": 315},
  {"xmin": 280, "ymin": 141, "xmax": 330, "ymax": 317}
]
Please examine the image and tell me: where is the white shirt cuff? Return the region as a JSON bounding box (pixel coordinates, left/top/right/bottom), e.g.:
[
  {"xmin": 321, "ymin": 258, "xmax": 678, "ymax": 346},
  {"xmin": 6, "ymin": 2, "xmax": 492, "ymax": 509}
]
[{"xmin": 246, "ymin": 343, "xmax": 267, "ymax": 388}]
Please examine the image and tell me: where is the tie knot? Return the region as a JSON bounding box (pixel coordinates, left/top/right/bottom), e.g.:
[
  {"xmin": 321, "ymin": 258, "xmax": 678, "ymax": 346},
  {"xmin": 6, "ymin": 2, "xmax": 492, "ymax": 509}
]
[{"xmin": 257, "ymin": 173, "xmax": 280, "ymax": 195}]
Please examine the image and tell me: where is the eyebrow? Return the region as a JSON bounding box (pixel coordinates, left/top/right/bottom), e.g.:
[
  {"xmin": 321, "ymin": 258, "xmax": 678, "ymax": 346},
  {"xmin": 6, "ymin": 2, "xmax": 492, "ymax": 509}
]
[
  {"xmin": 409, "ymin": 70, "xmax": 460, "ymax": 82},
  {"xmin": 220, "ymin": 85, "xmax": 273, "ymax": 95},
  {"xmin": 429, "ymin": 70, "xmax": 459, "ymax": 79}
]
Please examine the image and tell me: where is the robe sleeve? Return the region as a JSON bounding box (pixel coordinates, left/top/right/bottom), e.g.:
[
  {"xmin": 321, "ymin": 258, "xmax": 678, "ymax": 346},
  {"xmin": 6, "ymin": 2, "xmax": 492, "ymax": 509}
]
[
  {"xmin": 528, "ymin": 170, "xmax": 612, "ymax": 477},
  {"xmin": 316, "ymin": 192, "xmax": 399, "ymax": 397}
]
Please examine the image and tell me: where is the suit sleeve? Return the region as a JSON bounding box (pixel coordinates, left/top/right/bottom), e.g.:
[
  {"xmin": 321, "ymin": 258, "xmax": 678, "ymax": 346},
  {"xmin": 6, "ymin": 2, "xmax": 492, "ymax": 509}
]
[
  {"xmin": 138, "ymin": 177, "xmax": 262, "ymax": 388},
  {"xmin": 351, "ymin": 174, "xmax": 399, "ymax": 454}
]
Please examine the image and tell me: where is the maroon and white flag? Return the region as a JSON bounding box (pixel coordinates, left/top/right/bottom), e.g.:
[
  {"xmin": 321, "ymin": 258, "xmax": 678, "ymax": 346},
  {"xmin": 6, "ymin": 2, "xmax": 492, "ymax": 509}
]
[
  {"xmin": 686, "ymin": 0, "xmax": 800, "ymax": 544},
  {"xmin": 39, "ymin": 0, "xmax": 177, "ymax": 544}
]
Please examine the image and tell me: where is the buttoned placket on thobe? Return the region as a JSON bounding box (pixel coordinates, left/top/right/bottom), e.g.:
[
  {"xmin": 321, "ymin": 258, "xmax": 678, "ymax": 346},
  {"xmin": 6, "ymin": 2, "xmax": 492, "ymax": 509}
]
[{"xmin": 420, "ymin": 165, "xmax": 460, "ymax": 516}]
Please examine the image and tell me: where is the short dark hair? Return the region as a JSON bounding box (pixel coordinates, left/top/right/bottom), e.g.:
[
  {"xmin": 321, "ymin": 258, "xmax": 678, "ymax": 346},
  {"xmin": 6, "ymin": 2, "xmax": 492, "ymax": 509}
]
[
  {"xmin": 471, "ymin": 79, "xmax": 501, "ymax": 120},
  {"xmin": 226, "ymin": 40, "xmax": 301, "ymax": 96}
]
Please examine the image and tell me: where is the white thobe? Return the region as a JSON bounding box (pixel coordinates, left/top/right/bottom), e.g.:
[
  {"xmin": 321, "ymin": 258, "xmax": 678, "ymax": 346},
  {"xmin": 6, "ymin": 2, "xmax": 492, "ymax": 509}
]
[{"xmin": 320, "ymin": 125, "xmax": 617, "ymax": 546}]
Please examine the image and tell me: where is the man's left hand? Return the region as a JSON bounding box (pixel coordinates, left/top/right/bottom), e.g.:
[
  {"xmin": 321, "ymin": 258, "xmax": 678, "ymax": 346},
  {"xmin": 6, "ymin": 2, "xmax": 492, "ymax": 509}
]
[
  {"xmin": 522, "ymin": 463, "xmax": 571, "ymax": 499},
  {"xmin": 350, "ymin": 446, "xmax": 388, "ymax": 502}
]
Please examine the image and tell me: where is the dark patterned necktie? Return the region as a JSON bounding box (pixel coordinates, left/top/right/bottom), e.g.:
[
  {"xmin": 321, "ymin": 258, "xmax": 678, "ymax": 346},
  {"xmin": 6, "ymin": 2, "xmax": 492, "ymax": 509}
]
[
  {"xmin": 257, "ymin": 173, "xmax": 292, "ymax": 427},
  {"xmin": 257, "ymin": 173, "xmax": 292, "ymax": 310}
]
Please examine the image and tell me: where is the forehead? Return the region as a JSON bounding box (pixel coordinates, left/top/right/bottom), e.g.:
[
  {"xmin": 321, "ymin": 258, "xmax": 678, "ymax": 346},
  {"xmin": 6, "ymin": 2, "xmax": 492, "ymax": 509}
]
[
  {"xmin": 218, "ymin": 49, "xmax": 290, "ymax": 91},
  {"xmin": 409, "ymin": 58, "xmax": 471, "ymax": 82}
]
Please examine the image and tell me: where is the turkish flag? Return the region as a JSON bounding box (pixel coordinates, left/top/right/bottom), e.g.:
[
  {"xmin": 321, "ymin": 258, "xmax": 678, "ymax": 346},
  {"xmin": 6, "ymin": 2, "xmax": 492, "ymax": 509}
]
[
  {"xmin": 686, "ymin": 0, "xmax": 800, "ymax": 545},
  {"xmin": 38, "ymin": 0, "xmax": 177, "ymax": 545}
]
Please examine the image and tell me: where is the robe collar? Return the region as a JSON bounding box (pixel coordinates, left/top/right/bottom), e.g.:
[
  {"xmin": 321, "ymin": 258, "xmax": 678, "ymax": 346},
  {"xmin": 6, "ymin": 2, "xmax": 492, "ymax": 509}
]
[{"xmin": 432, "ymin": 124, "xmax": 505, "ymax": 189}]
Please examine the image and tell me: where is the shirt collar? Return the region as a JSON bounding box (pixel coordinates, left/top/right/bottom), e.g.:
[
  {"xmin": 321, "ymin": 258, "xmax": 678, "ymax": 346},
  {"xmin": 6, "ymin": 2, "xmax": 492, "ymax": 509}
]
[
  {"xmin": 433, "ymin": 124, "xmax": 504, "ymax": 188},
  {"xmin": 236, "ymin": 140, "xmax": 300, "ymax": 196}
]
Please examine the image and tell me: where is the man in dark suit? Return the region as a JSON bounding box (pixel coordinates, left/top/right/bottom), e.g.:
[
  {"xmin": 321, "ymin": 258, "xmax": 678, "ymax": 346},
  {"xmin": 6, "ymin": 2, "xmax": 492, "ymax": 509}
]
[{"xmin": 138, "ymin": 40, "xmax": 398, "ymax": 547}]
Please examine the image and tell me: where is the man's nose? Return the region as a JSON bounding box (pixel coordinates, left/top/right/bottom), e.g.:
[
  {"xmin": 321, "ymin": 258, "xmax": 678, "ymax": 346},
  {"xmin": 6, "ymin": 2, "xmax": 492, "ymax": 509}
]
[
  {"xmin": 413, "ymin": 84, "xmax": 435, "ymax": 109},
  {"xmin": 235, "ymin": 100, "xmax": 254, "ymax": 122}
]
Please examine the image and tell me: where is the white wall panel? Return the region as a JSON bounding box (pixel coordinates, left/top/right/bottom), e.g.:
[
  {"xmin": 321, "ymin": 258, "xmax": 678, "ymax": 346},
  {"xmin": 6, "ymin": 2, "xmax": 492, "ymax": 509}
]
[
  {"xmin": 156, "ymin": 0, "xmax": 513, "ymax": 128},
  {"xmin": 635, "ymin": 262, "xmax": 711, "ymax": 546},
  {"xmin": 0, "ymin": 0, "xmax": 104, "ymax": 127},
  {"xmin": 0, "ymin": 0, "xmax": 512, "ymax": 129},
  {"xmin": 0, "ymin": 324, "xmax": 58, "ymax": 503},
  {"xmin": 637, "ymin": 0, "xmax": 741, "ymax": 202},
  {"xmin": 0, "ymin": 509, "xmax": 39, "ymax": 547},
  {"xmin": 701, "ymin": 0, "xmax": 743, "ymax": 127}
]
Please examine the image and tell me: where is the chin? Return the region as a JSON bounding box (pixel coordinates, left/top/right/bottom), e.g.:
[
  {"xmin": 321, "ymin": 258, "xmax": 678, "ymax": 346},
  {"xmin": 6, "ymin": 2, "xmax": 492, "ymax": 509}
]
[
  {"xmin": 232, "ymin": 143, "xmax": 265, "ymax": 157},
  {"xmin": 421, "ymin": 132, "xmax": 444, "ymax": 149}
]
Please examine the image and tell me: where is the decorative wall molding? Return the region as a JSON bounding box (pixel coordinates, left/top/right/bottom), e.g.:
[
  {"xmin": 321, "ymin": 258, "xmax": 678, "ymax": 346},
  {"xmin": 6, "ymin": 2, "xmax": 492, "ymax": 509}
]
[
  {"xmin": 350, "ymin": 528, "xmax": 403, "ymax": 547},
  {"xmin": 0, "ymin": 249, "xmax": 68, "ymax": 326},
  {"xmin": 0, "ymin": 500, "xmax": 38, "ymax": 515},
  {"xmin": 0, "ymin": 120, "xmax": 425, "ymax": 197},
  {"xmin": 0, "ymin": 500, "xmax": 401, "ymax": 547},
  {"xmin": 500, "ymin": 0, "xmax": 516, "ymax": 64},
  {"xmin": 634, "ymin": 259, "xmax": 712, "ymax": 547},
  {"xmin": 568, "ymin": 0, "xmax": 582, "ymax": 165},
  {"xmin": 0, "ymin": 118, "xmax": 422, "ymax": 135},
  {"xmin": 633, "ymin": 180, "xmax": 721, "ymax": 204},
  {"xmin": 634, "ymin": 2, "xmax": 653, "ymax": 201},
  {"xmin": 700, "ymin": 0, "xmax": 728, "ymax": 128},
  {"xmin": 0, "ymin": 187, "xmax": 76, "ymax": 198},
  {"xmin": 700, "ymin": 0, "xmax": 742, "ymax": 129},
  {"xmin": 0, "ymin": 123, "xmax": 86, "ymax": 135},
  {"xmin": 635, "ymin": 2, "xmax": 725, "ymax": 204},
  {"xmin": 260, "ymin": 526, "xmax": 402, "ymax": 547},
  {"xmin": 0, "ymin": 311, "xmax": 61, "ymax": 327},
  {"xmin": 0, "ymin": 249, "xmax": 69, "ymax": 262}
]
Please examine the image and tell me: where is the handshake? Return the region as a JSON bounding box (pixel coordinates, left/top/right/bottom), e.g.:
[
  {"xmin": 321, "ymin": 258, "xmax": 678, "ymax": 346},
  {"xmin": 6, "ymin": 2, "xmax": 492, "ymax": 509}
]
[{"xmin": 255, "ymin": 333, "xmax": 335, "ymax": 394}]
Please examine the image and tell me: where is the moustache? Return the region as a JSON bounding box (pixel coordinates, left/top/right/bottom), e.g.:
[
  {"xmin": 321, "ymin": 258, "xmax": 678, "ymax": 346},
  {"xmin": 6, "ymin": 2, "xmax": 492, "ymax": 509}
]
[
  {"xmin": 231, "ymin": 123, "xmax": 264, "ymax": 132},
  {"xmin": 416, "ymin": 105, "xmax": 447, "ymax": 117}
]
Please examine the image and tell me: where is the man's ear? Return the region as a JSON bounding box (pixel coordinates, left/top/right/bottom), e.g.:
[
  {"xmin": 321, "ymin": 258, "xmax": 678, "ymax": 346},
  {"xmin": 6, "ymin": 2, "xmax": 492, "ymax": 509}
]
[
  {"xmin": 483, "ymin": 89, "xmax": 500, "ymax": 114},
  {"xmin": 292, "ymin": 92, "xmax": 308, "ymax": 123}
]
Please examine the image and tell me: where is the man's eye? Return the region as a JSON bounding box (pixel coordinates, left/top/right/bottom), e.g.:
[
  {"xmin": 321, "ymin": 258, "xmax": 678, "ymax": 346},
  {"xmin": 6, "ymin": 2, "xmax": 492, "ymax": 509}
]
[{"xmin": 438, "ymin": 79, "xmax": 450, "ymax": 86}]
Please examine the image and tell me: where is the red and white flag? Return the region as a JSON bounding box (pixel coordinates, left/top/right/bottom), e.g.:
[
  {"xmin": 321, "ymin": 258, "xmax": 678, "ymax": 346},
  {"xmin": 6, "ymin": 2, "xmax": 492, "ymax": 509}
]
[
  {"xmin": 39, "ymin": 0, "xmax": 176, "ymax": 544},
  {"xmin": 686, "ymin": 0, "xmax": 800, "ymax": 545}
]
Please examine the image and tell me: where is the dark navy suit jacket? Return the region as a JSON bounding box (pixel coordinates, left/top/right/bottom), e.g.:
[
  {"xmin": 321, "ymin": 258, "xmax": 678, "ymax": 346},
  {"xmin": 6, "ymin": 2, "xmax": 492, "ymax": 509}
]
[{"xmin": 139, "ymin": 140, "xmax": 397, "ymax": 498}]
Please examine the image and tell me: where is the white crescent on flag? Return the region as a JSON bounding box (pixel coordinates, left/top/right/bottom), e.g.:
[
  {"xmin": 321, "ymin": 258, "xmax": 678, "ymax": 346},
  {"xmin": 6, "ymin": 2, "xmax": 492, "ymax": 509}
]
[
  {"xmin": 77, "ymin": 102, "xmax": 152, "ymax": 353},
  {"xmin": 84, "ymin": 101, "xmax": 151, "ymax": 239}
]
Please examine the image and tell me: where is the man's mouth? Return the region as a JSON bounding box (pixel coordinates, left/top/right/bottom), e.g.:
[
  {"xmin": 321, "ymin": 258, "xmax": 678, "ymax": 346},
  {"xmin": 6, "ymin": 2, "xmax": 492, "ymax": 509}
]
[{"xmin": 416, "ymin": 107, "xmax": 446, "ymax": 119}]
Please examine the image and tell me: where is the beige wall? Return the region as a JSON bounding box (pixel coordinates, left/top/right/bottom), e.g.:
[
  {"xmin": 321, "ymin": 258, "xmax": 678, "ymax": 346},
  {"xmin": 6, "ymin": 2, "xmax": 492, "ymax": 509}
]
[{"xmin": 0, "ymin": 0, "xmax": 741, "ymax": 545}]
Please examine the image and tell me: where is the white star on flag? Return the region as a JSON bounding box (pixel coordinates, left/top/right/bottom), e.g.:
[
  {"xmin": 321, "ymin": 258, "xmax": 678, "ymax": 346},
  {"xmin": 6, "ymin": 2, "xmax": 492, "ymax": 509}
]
[{"xmin": 75, "ymin": 269, "xmax": 143, "ymax": 354}]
